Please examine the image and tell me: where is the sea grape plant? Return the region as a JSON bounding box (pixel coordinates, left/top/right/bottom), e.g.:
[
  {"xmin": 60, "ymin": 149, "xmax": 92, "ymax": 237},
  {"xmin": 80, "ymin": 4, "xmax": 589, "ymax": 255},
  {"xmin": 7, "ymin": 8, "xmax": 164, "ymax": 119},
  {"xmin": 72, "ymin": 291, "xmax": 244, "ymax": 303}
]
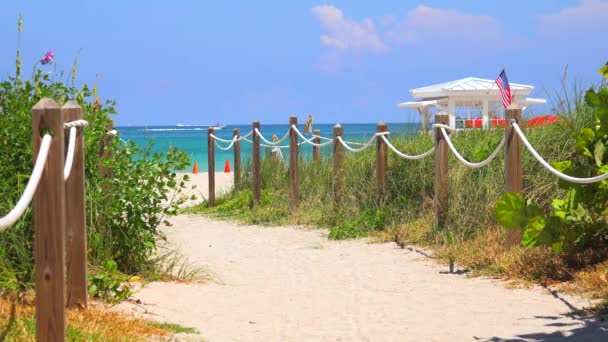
[{"xmin": 494, "ymin": 63, "xmax": 608, "ymax": 254}]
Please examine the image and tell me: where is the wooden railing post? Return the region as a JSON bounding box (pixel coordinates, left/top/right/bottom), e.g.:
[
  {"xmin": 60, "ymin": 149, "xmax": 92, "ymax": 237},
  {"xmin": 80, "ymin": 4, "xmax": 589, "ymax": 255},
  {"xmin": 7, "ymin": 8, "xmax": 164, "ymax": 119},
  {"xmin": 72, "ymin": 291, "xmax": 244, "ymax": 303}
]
[
  {"xmin": 505, "ymin": 105, "xmax": 523, "ymax": 249},
  {"xmin": 32, "ymin": 98, "xmax": 66, "ymax": 342},
  {"xmin": 313, "ymin": 129, "xmax": 321, "ymax": 162},
  {"xmin": 233, "ymin": 128, "xmax": 241, "ymax": 190},
  {"xmin": 333, "ymin": 124, "xmax": 343, "ymax": 207},
  {"xmin": 207, "ymin": 127, "xmax": 215, "ymax": 207},
  {"xmin": 62, "ymin": 101, "xmax": 87, "ymax": 310},
  {"xmin": 376, "ymin": 122, "xmax": 388, "ymax": 195},
  {"xmin": 252, "ymin": 121, "xmax": 261, "ymax": 206},
  {"xmin": 434, "ymin": 113, "xmax": 449, "ymax": 229},
  {"xmin": 289, "ymin": 116, "xmax": 299, "ymax": 211}
]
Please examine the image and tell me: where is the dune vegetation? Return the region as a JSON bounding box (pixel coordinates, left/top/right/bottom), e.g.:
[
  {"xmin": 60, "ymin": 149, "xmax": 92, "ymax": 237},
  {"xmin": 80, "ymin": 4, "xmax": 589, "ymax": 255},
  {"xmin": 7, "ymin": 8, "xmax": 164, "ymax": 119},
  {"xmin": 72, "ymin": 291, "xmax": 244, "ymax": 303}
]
[
  {"xmin": 0, "ymin": 16, "xmax": 195, "ymax": 340},
  {"xmin": 192, "ymin": 65, "xmax": 608, "ymax": 311}
]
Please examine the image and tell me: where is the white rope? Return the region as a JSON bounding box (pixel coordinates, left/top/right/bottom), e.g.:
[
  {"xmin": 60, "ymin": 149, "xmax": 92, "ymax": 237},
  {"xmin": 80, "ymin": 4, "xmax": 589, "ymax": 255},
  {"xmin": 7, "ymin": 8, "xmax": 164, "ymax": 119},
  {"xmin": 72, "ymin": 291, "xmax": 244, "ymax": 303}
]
[
  {"xmin": 380, "ymin": 135, "xmax": 435, "ymax": 160},
  {"xmin": 0, "ymin": 134, "xmax": 52, "ymax": 231},
  {"xmin": 254, "ymin": 128, "xmax": 290, "ymax": 145},
  {"xmin": 337, "ymin": 135, "xmax": 377, "ymax": 153},
  {"xmin": 241, "ymin": 137, "xmax": 291, "ymax": 148},
  {"xmin": 439, "ymin": 127, "xmax": 505, "ymax": 168},
  {"xmin": 291, "ymin": 125, "xmax": 333, "ymax": 147},
  {"xmin": 64, "ymin": 127, "xmax": 76, "ymax": 180},
  {"xmin": 211, "ymin": 130, "xmax": 253, "ymax": 143},
  {"xmin": 63, "ymin": 119, "xmax": 89, "ymax": 128},
  {"xmin": 214, "ymin": 139, "xmax": 236, "ymax": 151},
  {"xmin": 512, "ymin": 121, "xmax": 608, "ymax": 184}
]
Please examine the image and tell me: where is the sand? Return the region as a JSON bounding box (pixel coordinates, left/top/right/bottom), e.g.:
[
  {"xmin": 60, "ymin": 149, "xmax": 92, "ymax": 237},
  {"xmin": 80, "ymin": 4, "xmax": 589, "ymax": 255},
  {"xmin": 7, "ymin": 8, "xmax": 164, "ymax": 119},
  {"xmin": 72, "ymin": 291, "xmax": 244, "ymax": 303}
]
[
  {"xmin": 176, "ymin": 172, "xmax": 234, "ymax": 207},
  {"xmin": 115, "ymin": 173, "xmax": 608, "ymax": 341}
]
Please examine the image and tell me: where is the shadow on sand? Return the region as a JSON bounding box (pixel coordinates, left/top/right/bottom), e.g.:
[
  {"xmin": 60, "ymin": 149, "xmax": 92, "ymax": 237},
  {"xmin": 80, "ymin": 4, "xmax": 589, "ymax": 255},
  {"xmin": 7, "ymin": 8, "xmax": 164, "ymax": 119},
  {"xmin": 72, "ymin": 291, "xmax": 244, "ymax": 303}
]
[{"xmin": 480, "ymin": 290, "xmax": 608, "ymax": 341}]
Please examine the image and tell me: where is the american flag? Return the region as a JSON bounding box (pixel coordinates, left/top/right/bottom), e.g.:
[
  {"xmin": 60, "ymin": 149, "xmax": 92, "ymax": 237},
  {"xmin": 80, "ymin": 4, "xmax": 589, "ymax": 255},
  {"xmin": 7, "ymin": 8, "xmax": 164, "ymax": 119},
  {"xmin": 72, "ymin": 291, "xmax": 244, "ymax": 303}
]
[{"xmin": 495, "ymin": 69, "xmax": 512, "ymax": 108}]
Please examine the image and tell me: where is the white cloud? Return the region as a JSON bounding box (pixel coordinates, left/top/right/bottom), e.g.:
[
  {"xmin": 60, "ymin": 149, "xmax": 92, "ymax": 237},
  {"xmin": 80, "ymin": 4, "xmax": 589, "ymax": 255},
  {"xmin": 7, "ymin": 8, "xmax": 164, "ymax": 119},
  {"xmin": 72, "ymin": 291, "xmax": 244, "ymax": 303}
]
[
  {"xmin": 312, "ymin": 5, "xmax": 522, "ymax": 54},
  {"xmin": 311, "ymin": 5, "xmax": 385, "ymax": 52},
  {"xmin": 538, "ymin": 0, "xmax": 608, "ymax": 37},
  {"xmin": 386, "ymin": 5, "xmax": 521, "ymax": 49}
]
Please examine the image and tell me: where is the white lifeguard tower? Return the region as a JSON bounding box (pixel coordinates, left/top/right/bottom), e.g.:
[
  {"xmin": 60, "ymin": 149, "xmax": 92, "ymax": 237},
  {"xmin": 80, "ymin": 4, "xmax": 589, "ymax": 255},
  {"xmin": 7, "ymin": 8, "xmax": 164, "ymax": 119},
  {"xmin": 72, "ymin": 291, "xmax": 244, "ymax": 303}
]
[{"xmin": 398, "ymin": 77, "xmax": 546, "ymax": 130}]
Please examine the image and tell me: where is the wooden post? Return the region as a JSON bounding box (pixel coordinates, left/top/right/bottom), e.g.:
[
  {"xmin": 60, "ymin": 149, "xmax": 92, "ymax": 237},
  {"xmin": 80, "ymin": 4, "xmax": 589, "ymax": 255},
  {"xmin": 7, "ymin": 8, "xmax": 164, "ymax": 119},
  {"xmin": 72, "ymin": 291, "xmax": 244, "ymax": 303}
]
[
  {"xmin": 233, "ymin": 128, "xmax": 241, "ymax": 190},
  {"xmin": 207, "ymin": 127, "xmax": 215, "ymax": 207},
  {"xmin": 376, "ymin": 122, "xmax": 388, "ymax": 195},
  {"xmin": 333, "ymin": 124, "xmax": 343, "ymax": 207},
  {"xmin": 313, "ymin": 129, "xmax": 321, "ymax": 162},
  {"xmin": 434, "ymin": 113, "xmax": 449, "ymax": 229},
  {"xmin": 62, "ymin": 102, "xmax": 87, "ymax": 310},
  {"xmin": 289, "ymin": 116, "xmax": 299, "ymax": 211},
  {"xmin": 32, "ymin": 98, "xmax": 66, "ymax": 342},
  {"xmin": 252, "ymin": 121, "xmax": 261, "ymax": 206},
  {"xmin": 505, "ymin": 105, "xmax": 523, "ymax": 249}
]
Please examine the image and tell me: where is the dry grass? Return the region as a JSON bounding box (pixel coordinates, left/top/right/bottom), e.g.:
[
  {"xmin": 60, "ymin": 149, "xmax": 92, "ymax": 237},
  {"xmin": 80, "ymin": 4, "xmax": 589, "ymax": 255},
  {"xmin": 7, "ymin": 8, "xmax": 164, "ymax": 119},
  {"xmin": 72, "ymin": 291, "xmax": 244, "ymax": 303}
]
[
  {"xmin": 391, "ymin": 219, "xmax": 608, "ymax": 306},
  {"xmin": 0, "ymin": 294, "xmax": 171, "ymax": 341}
]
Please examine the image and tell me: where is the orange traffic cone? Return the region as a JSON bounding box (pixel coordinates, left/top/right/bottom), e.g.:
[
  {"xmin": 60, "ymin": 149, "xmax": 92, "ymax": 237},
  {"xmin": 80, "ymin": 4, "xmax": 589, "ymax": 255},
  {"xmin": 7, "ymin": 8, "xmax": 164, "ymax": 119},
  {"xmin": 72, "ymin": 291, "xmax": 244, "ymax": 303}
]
[
  {"xmin": 224, "ymin": 160, "xmax": 231, "ymax": 173},
  {"xmin": 192, "ymin": 161, "xmax": 199, "ymax": 174}
]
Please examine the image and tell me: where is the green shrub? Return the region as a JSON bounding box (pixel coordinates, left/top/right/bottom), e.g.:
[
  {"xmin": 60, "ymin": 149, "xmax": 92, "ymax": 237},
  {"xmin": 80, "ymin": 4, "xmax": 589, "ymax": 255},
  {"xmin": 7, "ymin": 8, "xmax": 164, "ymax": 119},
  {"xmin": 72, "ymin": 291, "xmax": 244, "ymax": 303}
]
[
  {"xmin": 495, "ymin": 78, "xmax": 608, "ymax": 254},
  {"xmin": 0, "ymin": 19, "xmax": 189, "ymax": 291}
]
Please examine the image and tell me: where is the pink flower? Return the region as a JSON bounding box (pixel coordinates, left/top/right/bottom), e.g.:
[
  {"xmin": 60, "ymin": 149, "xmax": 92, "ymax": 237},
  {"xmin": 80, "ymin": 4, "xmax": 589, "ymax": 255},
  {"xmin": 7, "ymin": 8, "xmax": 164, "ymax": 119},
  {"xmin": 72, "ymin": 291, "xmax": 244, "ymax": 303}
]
[{"xmin": 40, "ymin": 51, "xmax": 55, "ymax": 65}]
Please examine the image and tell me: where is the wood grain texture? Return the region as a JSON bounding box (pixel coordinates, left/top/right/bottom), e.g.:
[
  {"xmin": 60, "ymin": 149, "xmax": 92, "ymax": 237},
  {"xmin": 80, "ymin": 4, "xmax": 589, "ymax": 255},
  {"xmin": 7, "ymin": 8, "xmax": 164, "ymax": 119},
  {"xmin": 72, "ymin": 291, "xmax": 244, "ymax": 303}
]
[
  {"xmin": 313, "ymin": 129, "xmax": 321, "ymax": 162},
  {"xmin": 252, "ymin": 121, "xmax": 261, "ymax": 206},
  {"xmin": 333, "ymin": 124, "xmax": 343, "ymax": 207},
  {"xmin": 32, "ymin": 98, "xmax": 66, "ymax": 342},
  {"xmin": 63, "ymin": 101, "xmax": 87, "ymax": 310},
  {"xmin": 376, "ymin": 122, "xmax": 388, "ymax": 195},
  {"xmin": 434, "ymin": 114, "xmax": 449, "ymax": 230},
  {"xmin": 233, "ymin": 128, "xmax": 241, "ymax": 190},
  {"xmin": 289, "ymin": 116, "xmax": 299, "ymax": 211},
  {"xmin": 207, "ymin": 127, "xmax": 215, "ymax": 207},
  {"xmin": 505, "ymin": 107, "xmax": 523, "ymax": 249}
]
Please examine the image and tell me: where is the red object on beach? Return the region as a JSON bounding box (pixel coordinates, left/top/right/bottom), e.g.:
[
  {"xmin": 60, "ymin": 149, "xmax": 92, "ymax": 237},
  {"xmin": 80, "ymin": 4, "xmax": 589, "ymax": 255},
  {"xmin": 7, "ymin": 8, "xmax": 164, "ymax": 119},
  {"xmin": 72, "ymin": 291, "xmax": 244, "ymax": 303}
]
[
  {"xmin": 465, "ymin": 117, "xmax": 483, "ymax": 128},
  {"xmin": 464, "ymin": 117, "xmax": 506, "ymax": 128},
  {"xmin": 224, "ymin": 160, "xmax": 231, "ymax": 173},
  {"xmin": 192, "ymin": 161, "xmax": 199, "ymax": 174},
  {"xmin": 526, "ymin": 115, "xmax": 559, "ymax": 127}
]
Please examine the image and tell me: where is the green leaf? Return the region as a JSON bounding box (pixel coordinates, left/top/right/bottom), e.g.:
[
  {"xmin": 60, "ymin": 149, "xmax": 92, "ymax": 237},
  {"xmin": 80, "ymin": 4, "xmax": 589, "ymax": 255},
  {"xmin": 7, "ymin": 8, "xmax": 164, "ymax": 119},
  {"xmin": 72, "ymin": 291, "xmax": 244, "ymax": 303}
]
[
  {"xmin": 551, "ymin": 199, "xmax": 566, "ymax": 210},
  {"xmin": 586, "ymin": 89, "xmax": 601, "ymax": 107},
  {"xmin": 104, "ymin": 260, "xmax": 118, "ymax": 272},
  {"xmin": 574, "ymin": 128, "xmax": 594, "ymax": 153},
  {"xmin": 594, "ymin": 141, "xmax": 606, "ymax": 167},
  {"xmin": 551, "ymin": 160, "xmax": 572, "ymax": 173},
  {"xmin": 494, "ymin": 192, "xmax": 526, "ymax": 229},
  {"xmin": 521, "ymin": 215, "xmax": 546, "ymax": 247}
]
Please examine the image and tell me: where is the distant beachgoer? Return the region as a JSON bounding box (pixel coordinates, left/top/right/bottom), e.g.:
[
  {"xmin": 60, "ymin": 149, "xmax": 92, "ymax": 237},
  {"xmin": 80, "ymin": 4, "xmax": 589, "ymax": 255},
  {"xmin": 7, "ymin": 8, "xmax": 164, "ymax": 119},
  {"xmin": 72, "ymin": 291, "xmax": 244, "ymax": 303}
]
[
  {"xmin": 304, "ymin": 114, "xmax": 313, "ymax": 134},
  {"xmin": 270, "ymin": 134, "xmax": 284, "ymax": 161}
]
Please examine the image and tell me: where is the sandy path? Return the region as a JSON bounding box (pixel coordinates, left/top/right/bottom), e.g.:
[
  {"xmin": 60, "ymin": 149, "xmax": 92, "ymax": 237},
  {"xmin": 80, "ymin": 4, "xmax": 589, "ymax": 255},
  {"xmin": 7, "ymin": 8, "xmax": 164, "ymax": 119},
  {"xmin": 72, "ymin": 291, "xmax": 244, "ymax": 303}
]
[
  {"xmin": 116, "ymin": 215, "xmax": 607, "ymax": 341},
  {"xmin": 177, "ymin": 172, "xmax": 234, "ymax": 207}
]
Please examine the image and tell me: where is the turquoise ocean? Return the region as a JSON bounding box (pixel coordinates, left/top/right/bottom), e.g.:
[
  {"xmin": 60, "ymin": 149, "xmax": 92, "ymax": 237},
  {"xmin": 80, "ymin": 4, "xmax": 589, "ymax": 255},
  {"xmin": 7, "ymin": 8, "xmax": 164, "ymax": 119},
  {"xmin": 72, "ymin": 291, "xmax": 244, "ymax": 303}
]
[{"xmin": 117, "ymin": 123, "xmax": 421, "ymax": 172}]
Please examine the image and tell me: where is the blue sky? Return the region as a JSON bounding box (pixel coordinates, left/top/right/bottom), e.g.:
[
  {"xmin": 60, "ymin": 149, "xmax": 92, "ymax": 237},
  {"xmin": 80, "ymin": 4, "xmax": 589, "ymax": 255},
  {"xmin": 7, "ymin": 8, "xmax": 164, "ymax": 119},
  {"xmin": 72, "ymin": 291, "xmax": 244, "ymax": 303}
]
[{"xmin": 1, "ymin": 0, "xmax": 607, "ymax": 125}]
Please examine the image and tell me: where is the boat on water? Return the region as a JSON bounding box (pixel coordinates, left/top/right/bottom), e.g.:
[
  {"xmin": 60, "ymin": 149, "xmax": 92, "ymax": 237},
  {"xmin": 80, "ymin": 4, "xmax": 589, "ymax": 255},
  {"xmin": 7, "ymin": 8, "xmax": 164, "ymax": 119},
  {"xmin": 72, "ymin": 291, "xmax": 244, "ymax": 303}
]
[
  {"xmin": 209, "ymin": 123, "xmax": 226, "ymax": 130},
  {"xmin": 175, "ymin": 123, "xmax": 225, "ymax": 129}
]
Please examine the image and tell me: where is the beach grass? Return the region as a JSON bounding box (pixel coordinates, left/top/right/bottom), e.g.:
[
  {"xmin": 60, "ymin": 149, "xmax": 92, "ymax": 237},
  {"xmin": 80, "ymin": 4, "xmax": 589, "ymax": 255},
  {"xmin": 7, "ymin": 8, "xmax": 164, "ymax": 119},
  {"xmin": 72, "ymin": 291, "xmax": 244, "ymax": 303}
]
[{"xmin": 188, "ymin": 91, "xmax": 608, "ymax": 304}]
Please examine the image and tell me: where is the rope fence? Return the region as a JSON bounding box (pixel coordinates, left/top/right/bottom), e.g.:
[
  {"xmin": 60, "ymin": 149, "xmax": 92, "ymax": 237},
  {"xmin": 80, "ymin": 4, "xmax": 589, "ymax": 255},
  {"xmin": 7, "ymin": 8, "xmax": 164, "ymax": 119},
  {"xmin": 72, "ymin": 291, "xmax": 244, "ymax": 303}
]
[
  {"xmin": 206, "ymin": 108, "xmax": 608, "ymax": 249},
  {"xmin": 0, "ymin": 98, "xmax": 100, "ymax": 342}
]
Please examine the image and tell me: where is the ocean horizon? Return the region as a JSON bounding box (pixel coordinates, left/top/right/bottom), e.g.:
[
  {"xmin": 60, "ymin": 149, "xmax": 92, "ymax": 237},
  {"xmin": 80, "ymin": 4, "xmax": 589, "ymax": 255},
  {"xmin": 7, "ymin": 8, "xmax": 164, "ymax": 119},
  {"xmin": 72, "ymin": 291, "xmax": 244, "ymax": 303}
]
[{"xmin": 117, "ymin": 123, "xmax": 422, "ymax": 172}]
